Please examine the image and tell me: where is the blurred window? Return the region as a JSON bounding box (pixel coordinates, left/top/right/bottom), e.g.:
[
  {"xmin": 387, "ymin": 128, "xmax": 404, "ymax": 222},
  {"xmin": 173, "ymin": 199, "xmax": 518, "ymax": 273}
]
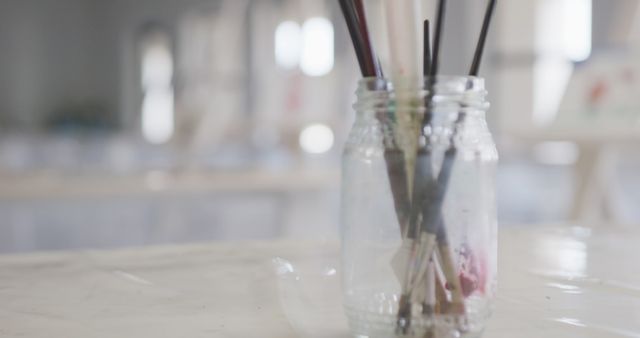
[
  {"xmin": 274, "ymin": 17, "xmax": 334, "ymax": 76},
  {"xmin": 534, "ymin": 0, "xmax": 592, "ymax": 125},
  {"xmin": 275, "ymin": 21, "xmax": 303, "ymax": 70},
  {"xmin": 140, "ymin": 29, "xmax": 175, "ymax": 144},
  {"xmin": 300, "ymin": 17, "xmax": 334, "ymax": 76}
]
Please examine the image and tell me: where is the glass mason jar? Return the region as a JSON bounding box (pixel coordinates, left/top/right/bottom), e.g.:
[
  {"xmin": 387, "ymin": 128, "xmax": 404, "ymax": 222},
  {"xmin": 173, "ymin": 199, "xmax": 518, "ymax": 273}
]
[{"xmin": 340, "ymin": 76, "xmax": 498, "ymax": 338}]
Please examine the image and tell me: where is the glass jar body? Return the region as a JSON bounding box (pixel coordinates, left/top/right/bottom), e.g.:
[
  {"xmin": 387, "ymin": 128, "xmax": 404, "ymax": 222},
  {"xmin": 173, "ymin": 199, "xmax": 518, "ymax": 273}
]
[{"xmin": 340, "ymin": 77, "xmax": 498, "ymax": 338}]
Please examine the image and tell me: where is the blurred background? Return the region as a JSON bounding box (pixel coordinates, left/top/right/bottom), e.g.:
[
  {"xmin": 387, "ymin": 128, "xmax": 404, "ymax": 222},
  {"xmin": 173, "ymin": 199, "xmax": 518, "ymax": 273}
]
[{"xmin": 1, "ymin": 0, "xmax": 639, "ymax": 253}]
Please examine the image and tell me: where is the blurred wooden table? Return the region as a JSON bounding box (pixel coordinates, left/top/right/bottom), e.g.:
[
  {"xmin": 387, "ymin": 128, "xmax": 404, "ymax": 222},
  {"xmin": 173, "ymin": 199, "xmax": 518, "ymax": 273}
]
[{"xmin": 1, "ymin": 225, "xmax": 639, "ymax": 337}]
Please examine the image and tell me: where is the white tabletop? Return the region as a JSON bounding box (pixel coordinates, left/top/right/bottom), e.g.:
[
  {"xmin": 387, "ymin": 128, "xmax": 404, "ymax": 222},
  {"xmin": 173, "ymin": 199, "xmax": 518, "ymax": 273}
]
[{"xmin": 1, "ymin": 225, "xmax": 639, "ymax": 337}]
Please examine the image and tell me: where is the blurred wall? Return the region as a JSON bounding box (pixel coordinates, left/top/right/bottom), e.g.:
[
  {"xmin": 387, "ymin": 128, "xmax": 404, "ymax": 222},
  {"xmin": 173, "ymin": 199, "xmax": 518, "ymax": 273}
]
[
  {"xmin": 0, "ymin": 0, "xmax": 224, "ymax": 130},
  {"xmin": 0, "ymin": 0, "xmax": 119, "ymax": 127}
]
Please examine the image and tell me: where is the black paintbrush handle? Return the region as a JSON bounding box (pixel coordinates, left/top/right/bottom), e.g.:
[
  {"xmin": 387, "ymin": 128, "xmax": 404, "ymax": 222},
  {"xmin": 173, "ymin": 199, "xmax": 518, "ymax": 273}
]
[
  {"xmin": 338, "ymin": 0, "xmax": 369, "ymax": 76},
  {"xmin": 423, "ymin": 20, "xmax": 432, "ymax": 76},
  {"xmin": 430, "ymin": 0, "xmax": 447, "ymax": 77},
  {"xmin": 469, "ymin": 0, "xmax": 497, "ymax": 76},
  {"xmin": 353, "ymin": 0, "xmax": 381, "ymax": 77}
]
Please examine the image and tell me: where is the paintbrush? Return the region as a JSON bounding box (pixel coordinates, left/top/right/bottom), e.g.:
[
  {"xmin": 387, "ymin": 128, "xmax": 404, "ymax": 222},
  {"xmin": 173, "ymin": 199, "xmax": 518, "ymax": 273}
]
[
  {"xmin": 396, "ymin": 1, "xmax": 449, "ymax": 334},
  {"xmin": 339, "ymin": 0, "xmax": 413, "ymax": 240},
  {"xmin": 408, "ymin": 0, "xmax": 499, "ymax": 325}
]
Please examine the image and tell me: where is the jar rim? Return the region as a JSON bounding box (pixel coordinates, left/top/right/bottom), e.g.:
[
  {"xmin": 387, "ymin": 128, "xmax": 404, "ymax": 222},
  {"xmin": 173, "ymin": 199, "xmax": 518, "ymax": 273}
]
[
  {"xmin": 354, "ymin": 76, "xmax": 488, "ymax": 114},
  {"xmin": 357, "ymin": 75, "xmax": 485, "ymax": 92}
]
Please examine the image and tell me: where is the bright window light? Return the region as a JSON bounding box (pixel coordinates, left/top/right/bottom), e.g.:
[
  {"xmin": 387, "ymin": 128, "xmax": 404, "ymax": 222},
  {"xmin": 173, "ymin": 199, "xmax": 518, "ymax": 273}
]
[
  {"xmin": 140, "ymin": 32, "xmax": 174, "ymax": 144},
  {"xmin": 142, "ymin": 88, "xmax": 174, "ymax": 144},
  {"xmin": 300, "ymin": 17, "xmax": 334, "ymax": 77},
  {"xmin": 275, "ymin": 21, "xmax": 302, "ymax": 69},
  {"xmin": 534, "ymin": 0, "xmax": 588, "ymax": 125},
  {"xmin": 142, "ymin": 45, "xmax": 173, "ymax": 89},
  {"xmin": 562, "ymin": 0, "xmax": 592, "ymax": 62},
  {"xmin": 299, "ymin": 123, "xmax": 334, "ymax": 154},
  {"xmin": 533, "ymin": 57, "xmax": 573, "ymax": 125}
]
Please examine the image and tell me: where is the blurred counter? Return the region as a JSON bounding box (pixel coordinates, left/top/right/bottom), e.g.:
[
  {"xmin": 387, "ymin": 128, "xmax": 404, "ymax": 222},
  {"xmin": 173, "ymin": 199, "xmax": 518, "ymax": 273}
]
[
  {"xmin": 0, "ymin": 134, "xmax": 342, "ymax": 253},
  {"xmin": 0, "ymin": 168, "xmax": 340, "ymax": 253},
  {"xmin": 0, "ymin": 169, "xmax": 339, "ymax": 199},
  {"xmin": 0, "ymin": 225, "xmax": 639, "ymax": 337}
]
